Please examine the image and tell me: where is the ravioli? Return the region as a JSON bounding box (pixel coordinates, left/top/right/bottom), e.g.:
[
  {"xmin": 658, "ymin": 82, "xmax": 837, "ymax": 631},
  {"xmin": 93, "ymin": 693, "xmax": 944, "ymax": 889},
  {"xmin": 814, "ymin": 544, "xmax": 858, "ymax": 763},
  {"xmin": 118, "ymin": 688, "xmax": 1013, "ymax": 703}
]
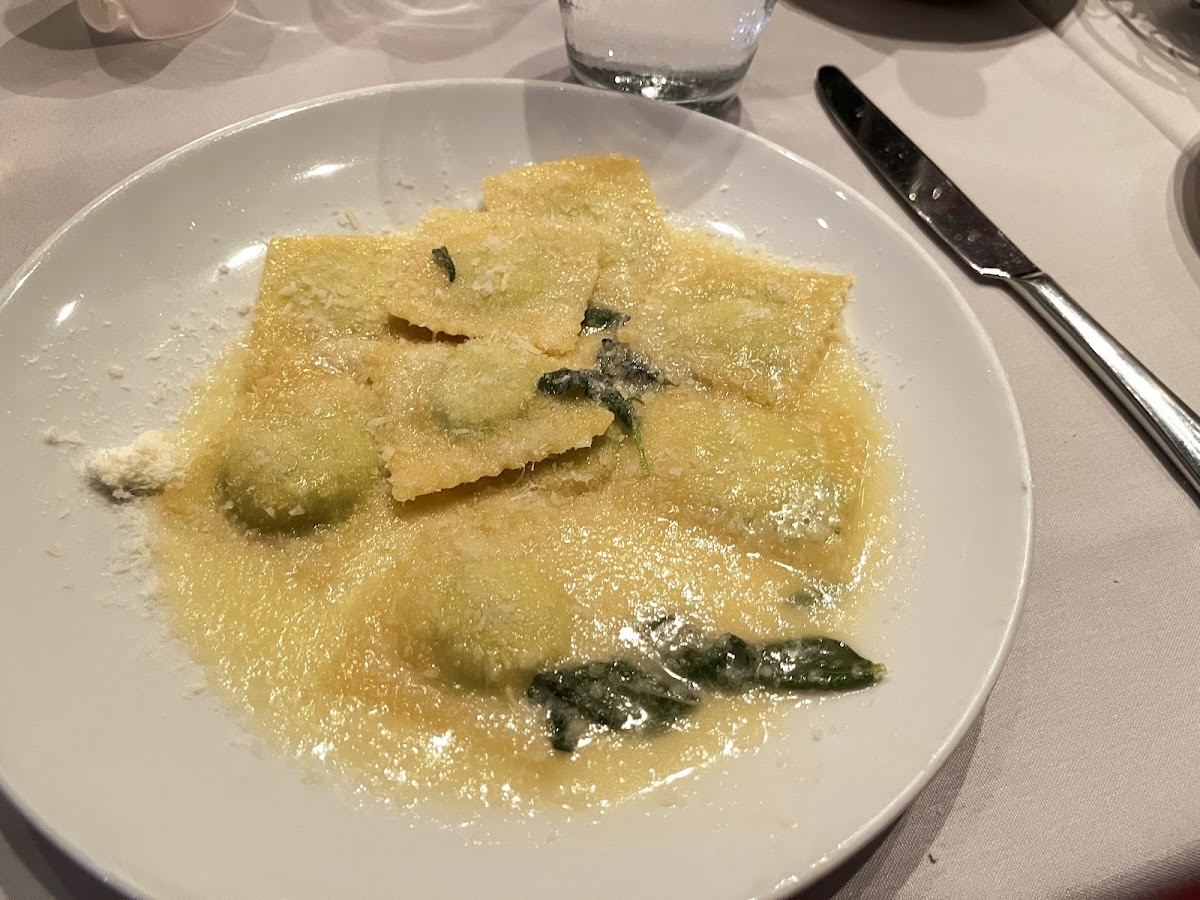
[
  {"xmin": 251, "ymin": 235, "xmax": 410, "ymax": 345},
  {"xmin": 220, "ymin": 411, "xmax": 378, "ymax": 531},
  {"xmin": 385, "ymin": 209, "xmax": 600, "ymax": 355},
  {"xmin": 640, "ymin": 387, "xmax": 855, "ymax": 554},
  {"xmin": 622, "ymin": 227, "xmax": 851, "ymax": 406},
  {"xmin": 216, "ymin": 343, "xmax": 386, "ymax": 529},
  {"xmin": 419, "ymin": 556, "xmax": 577, "ymax": 689},
  {"xmin": 376, "ymin": 338, "xmax": 614, "ymax": 502},
  {"xmin": 481, "ymin": 154, "xmax": 667, "ymax": 310}
]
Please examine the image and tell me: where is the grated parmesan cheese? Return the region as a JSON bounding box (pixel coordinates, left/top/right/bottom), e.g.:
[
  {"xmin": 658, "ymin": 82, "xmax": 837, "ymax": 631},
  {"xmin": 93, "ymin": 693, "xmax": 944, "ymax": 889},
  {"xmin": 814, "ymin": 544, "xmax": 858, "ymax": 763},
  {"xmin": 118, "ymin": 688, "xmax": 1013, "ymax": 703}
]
[
  {"xmin": 42, "ymin": 426, "xmax": 84, "ymax": 446},
  {"xmin": 84, "ymin": 430, "xmax": 181, "ymax": 500}
]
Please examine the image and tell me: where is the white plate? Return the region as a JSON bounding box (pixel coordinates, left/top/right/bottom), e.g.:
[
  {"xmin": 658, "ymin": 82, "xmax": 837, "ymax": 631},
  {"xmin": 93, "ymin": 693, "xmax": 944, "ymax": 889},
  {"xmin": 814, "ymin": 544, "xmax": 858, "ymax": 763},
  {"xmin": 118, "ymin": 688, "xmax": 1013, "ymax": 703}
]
[{"xmin": 0, "ymin": 80, "xmax": 1031, "ymax": 900}]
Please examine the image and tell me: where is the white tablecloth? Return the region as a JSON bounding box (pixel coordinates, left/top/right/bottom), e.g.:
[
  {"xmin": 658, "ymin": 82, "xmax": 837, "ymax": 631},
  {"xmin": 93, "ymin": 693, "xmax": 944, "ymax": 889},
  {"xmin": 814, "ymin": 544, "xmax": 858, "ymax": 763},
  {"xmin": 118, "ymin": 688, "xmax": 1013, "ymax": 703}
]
[
  {"xmin": 4, "ymin": 1, "xmax": 1200, "ymax": 897},
  {"xmin": 1029, "ymin": 0, "xmax": 1200, "ymax": 150}
]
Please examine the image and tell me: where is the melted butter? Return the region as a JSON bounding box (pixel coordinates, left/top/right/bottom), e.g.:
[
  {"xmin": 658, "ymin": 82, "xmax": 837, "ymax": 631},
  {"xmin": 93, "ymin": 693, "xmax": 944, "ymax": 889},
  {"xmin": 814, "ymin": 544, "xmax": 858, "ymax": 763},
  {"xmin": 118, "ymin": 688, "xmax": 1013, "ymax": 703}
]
[{"xmin": 149, "ymin": 227, "xmax": 900, "ymax": 815}]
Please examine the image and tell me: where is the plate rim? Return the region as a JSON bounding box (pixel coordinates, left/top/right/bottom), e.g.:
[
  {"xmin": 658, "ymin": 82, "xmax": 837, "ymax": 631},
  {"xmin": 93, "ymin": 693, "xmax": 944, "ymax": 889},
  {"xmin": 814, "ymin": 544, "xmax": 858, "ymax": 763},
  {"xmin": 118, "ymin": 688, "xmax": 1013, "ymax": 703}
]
[{"xmin": 0, "ymin": 77, "xmax": 1033, "ymax": 900}]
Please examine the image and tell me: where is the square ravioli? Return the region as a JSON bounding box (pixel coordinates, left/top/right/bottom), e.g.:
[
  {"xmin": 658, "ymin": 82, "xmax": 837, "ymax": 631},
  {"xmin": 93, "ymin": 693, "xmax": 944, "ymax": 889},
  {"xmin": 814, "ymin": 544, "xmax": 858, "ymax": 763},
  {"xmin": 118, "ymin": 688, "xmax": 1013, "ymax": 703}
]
[
  {"xmin": 621, "ymin": 227, "xmax": 851, "ymax": 406},
  {"xmin": 637, "ymin": 388, "xmax": 856, "ymax": 554},
  {"xmin": 251, "ymin": 235, "xmax": 412, "ymax": 346},
  {"xmin": 385, "ymin": 209, "xmax": 600, "ymax": 355},
  {"xmin": 375, "ymin": 338, "xmax": 614, "ymax": 502},
  {"xmin": 481, "ymin": 154, "xmax": 667, "ymax": 311}
]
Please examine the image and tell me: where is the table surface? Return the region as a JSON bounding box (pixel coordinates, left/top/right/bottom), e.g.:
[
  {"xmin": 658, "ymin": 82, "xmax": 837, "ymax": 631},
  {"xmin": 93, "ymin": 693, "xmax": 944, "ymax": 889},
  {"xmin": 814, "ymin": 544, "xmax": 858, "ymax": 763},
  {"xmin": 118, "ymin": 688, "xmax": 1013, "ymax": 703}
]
[
  {"xmin": 1032, "ymin": 0, "xmax": 1200, "ymax": 152},
  {"xmin": 4, "ymin": 1, "xmax": 1200, "ymax": 898}
]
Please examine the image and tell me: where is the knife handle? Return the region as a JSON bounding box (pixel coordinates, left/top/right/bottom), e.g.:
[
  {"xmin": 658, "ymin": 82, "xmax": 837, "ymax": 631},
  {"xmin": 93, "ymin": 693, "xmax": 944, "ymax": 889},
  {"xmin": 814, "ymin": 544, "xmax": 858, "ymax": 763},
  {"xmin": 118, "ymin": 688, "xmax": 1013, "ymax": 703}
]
[{"xmin": 1008, "ymin": 272, "xmax": 1200, "ymax": 495}]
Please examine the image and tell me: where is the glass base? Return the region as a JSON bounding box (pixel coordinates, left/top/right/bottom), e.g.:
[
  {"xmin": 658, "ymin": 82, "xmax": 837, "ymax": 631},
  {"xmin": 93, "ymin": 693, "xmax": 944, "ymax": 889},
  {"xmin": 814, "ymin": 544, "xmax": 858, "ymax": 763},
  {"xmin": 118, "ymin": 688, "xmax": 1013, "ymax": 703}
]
[{"xmin": 565, "ymin": 48, "xmax": 749, "ymax": 112}]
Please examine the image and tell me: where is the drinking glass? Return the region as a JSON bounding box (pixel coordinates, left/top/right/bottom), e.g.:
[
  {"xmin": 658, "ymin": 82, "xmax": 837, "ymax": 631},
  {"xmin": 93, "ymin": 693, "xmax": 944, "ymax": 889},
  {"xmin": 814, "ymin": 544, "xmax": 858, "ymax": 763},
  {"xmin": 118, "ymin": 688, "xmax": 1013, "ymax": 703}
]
[{"xmin": 558, "ymin": 0, "xmax": 777, "ymax": 108}]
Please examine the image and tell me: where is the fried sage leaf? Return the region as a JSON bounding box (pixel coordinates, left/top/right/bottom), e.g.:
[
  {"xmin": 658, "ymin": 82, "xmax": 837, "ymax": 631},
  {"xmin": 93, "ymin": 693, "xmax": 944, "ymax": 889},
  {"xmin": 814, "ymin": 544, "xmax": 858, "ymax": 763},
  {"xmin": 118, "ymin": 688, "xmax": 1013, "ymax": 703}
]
[
  {"xmin": 580, "ymin": 304, "xmax": 630, "ymax": 333},
  {"xmin": 651, "ymin": 617, "xmax": 884, "ymax": 692},
  {"xmin": 667, "ymin": 633, "xmax": 884, "ymax": 693},
  {"xmin": 431, "ymin": 245, "xmax": 456, "ymax": 283},
  {"xmin": 529, "ymin": 621, "xmax": 884, "ymax": 752},
  {"xmin": 527, "ymin": 660, "xmax": 700, "ymax": 752},
  {"xmin": 597, "ymin": 337, "xmax": 663, "ymax": 391},
  {"xmin": 537, "ymin": 367, "xmax": 649, "ymax": 471}
]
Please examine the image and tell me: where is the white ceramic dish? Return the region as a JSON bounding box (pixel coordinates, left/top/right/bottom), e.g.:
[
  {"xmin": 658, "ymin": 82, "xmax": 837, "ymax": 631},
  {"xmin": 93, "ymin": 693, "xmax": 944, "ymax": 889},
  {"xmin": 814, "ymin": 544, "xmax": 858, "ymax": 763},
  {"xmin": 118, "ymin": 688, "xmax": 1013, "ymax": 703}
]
[{"xmin": 0, "ymin": 80, "xmax": 1031, "ymax": 900}]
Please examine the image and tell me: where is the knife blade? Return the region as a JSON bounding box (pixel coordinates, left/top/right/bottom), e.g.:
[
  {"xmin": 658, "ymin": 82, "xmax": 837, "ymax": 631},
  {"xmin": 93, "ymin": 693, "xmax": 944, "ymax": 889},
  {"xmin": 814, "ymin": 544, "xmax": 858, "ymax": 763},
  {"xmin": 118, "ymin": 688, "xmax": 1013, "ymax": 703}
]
[
  {"xmin": 816, "ymin": 64, "xmax": 1200, "ymax": 498},
  {"xmin": 817, "ymin": 66, "xmax": 1035, "ymax": 281}
]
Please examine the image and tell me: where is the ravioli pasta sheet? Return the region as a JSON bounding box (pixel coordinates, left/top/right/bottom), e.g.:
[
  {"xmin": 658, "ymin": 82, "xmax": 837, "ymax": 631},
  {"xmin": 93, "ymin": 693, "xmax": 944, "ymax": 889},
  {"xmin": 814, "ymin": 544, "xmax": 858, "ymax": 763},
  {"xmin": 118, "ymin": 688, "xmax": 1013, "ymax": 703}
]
[
  {"xmin": 482, "ymin": 155, "xmax": 667, "ymax": 309},
  {"xmin": 622, "ymin": 227, "xmax": 850, "ymax": 405},
  {"xmin": 251, "ymin": 235, "xmax": 409, "ymax": 345},
  {"xmin": 639, "ymin": 387, "xmax": 851, "ymax": 549},
  {"xmin": 374, "ymin": 338, "xmax": 614, "ymax": 503},
  {"xmin": 136, "ymin": 154, "xmax": 899, "ymax": 812},
  {"xmin": 385, "ymin": 209, "xmax": 601, "ymax": 354}
]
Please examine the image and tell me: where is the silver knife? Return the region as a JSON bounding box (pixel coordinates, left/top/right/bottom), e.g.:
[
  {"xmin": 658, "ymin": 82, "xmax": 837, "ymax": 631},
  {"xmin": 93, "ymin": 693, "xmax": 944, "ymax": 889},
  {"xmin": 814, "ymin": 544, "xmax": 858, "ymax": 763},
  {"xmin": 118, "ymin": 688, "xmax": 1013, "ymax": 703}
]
[{"xmin": 816, "ymin": 64, "xmax": 1200, "ymax": 496}]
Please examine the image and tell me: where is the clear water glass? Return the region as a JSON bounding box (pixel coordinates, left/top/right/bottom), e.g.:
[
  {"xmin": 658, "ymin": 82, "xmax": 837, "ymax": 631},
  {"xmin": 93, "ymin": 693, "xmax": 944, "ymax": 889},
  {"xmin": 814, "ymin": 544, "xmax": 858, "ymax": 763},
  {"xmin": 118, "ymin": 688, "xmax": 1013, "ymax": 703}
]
[{"xmin": 559, "ymin": 0, "xmax": 777, "ymax": 109}]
